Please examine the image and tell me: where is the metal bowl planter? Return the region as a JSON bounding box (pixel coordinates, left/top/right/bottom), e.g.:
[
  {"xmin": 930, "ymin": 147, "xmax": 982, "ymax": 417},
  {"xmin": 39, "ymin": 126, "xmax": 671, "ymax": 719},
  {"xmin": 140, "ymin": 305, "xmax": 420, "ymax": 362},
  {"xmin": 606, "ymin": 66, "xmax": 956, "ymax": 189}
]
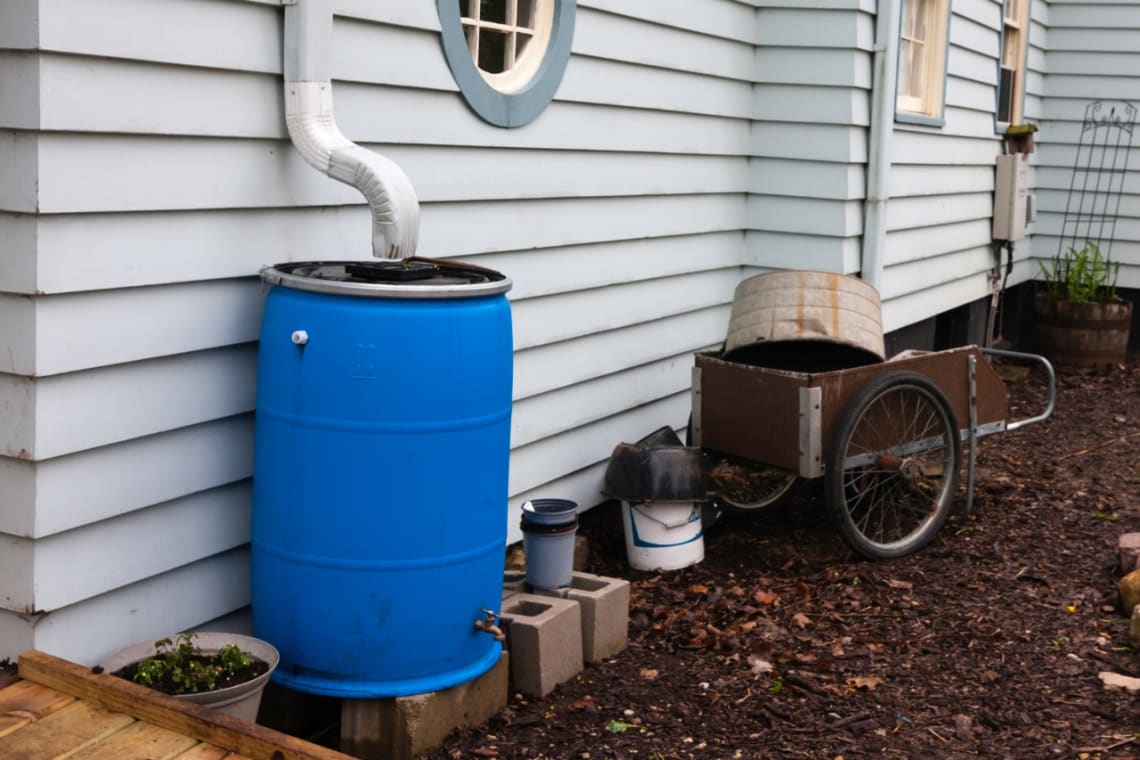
[{"xmin": 99, "ymin": 632, "xmax": 279, "ymax": 723}]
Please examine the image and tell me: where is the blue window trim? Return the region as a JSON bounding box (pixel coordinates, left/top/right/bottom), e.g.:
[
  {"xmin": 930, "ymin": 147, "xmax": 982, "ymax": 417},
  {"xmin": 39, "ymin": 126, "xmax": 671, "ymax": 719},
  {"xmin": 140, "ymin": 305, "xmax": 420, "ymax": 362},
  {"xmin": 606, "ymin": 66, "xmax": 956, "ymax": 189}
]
[
  {"xmin": 436, "ymin": 0, "xmax": 576, "ymax": 128},
  {"xmin": 992, "ymin": 0, "xmax": 1032, "ymax": 134},
  {"xmin": 893, "ymin": 0, "xmax": 953, "ymax": 128}
]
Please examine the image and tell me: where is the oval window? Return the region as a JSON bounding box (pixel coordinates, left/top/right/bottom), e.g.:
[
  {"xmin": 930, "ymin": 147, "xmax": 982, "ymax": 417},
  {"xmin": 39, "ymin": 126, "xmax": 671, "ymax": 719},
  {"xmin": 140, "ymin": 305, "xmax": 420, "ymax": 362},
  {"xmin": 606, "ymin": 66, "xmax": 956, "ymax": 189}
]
[{"xmin": 438, "ymin": 0, "xmax": 575, "ymax": 128}]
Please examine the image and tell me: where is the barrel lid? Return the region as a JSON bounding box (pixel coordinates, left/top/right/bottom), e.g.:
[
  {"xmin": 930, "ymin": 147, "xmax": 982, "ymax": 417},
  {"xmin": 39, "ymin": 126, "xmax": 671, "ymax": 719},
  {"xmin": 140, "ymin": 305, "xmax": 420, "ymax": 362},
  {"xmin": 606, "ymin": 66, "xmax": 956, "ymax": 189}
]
[{"xmin": 261, "ymin": 259, "xmax": 512, "ymax": 299}]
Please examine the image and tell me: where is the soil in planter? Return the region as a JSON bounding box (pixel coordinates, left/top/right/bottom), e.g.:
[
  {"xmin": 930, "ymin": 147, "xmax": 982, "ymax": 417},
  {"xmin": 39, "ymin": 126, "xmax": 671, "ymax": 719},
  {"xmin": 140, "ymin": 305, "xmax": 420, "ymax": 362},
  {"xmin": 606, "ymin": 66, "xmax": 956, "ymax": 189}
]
[{"xmin": 112, "ymin": 655, "xmax": 270, "ymax": 696}]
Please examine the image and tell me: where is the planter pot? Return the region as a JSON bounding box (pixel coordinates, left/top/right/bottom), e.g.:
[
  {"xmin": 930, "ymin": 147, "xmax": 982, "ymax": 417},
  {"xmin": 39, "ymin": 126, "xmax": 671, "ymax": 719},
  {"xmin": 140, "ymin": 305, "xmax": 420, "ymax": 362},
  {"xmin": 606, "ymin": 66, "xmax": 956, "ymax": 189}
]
[
  {"xmin": 99, "ymin": 632, "xmax": 279, "ymax": 723},
  {"xmin": 1034, "ymin": 292, "xmax": 1133, "ymax": 368}
]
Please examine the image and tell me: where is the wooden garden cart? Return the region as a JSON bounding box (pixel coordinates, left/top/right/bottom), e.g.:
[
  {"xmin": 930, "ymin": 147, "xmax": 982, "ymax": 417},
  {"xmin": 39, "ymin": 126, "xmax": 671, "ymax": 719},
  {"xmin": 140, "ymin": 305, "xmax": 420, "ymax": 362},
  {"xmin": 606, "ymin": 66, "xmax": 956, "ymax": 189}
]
[{"xmin": 690, "ymin": 345, "xmax": 1056, "ymax": 560}]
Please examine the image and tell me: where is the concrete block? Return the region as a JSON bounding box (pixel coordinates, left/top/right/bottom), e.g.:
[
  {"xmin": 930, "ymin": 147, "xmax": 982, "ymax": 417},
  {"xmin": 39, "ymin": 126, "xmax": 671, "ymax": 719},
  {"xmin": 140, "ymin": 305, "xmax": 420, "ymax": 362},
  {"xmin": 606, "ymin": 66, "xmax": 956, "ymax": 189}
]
[
  {"xmin": 502, "ymin": 570, "xmax": 528, "ymax": 601},
  {"xmin": 1120, "ymin": 533, "xmax": 1140, "ymax": 574},
  {"xmin": 340, "ymin": 652, "xmax": 509, "ymax": 760},
  {"xmin": 534, "ymin": 571, "xmax": 630, "ymax": 663},
  {"xmin": 500, "ymin": 593, "xmax": 583, "ymax": 697}
]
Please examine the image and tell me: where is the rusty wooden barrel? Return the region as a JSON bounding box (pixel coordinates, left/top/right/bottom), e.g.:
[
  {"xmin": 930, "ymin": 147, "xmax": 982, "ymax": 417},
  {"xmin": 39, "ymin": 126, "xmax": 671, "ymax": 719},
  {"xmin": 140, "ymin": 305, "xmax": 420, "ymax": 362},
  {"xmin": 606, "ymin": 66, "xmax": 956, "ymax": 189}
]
[
  {"xmin": 724, "ymin": 270, "xmax": 885, "ymax": 372},
  {"xmin": 1034, "ymin": 292, "xmax": 1133, "ymax": 368}
]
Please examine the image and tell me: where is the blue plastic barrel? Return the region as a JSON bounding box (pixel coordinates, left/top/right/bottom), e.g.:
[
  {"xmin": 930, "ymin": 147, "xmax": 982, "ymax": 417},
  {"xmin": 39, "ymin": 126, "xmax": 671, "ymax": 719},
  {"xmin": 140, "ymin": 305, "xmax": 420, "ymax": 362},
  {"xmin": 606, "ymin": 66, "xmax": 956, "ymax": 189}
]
[{"xmin": 251, "ymin": 259, "xmax": 513, "ymax": 698}]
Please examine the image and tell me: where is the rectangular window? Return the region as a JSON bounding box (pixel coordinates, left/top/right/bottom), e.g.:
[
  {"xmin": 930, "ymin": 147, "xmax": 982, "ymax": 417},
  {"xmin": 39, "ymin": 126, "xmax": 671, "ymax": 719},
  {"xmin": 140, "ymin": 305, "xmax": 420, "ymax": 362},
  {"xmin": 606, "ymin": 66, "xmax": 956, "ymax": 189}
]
[
  {"xmin": 896, "ymin": 0, "xmax": 950, "ymax": 122},
  {"xmin": 997, "ymin": 0, "xmax": 1030, "ymax": 127}
]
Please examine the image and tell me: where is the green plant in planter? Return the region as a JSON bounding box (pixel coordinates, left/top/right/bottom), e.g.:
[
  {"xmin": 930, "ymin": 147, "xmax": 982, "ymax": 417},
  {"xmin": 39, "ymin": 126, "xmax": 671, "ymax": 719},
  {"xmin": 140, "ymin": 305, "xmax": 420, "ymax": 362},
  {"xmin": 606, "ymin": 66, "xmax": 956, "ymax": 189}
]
[
  {"xmin": 1039, "ymin": 241, "xmax": 1122, "ymax": 304},
  {"xmin": 118, "ymin": 633, "xmax": 266, "ymax": 695}
]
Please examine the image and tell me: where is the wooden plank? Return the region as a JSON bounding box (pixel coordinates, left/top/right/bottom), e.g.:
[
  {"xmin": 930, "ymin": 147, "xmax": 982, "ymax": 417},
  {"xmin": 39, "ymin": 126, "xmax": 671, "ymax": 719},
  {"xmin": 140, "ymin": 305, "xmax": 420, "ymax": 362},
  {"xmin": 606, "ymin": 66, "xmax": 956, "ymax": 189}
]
[
  {"xmin": 696, "ymin": 353, "xmax": 807, "ymax": 472},
  {"xmin": 65, "ymin": 720, "xmax": 198, "ymax": 760},
  {"xmin": 0, "ymin": 681, "xmax": 77, "ymax": 738},
  {"xmin": 0, "ymin": 699, "xmax": 135, "ymax": 759},
  {"xmin": 753, "ymin": 84, "xmax": 868, "ymax": 126},
  {"xmin": 18, "ymin": 651, "xmax": 357, "ymax": 760},
  {"xmin": 37, "ymin": 0, "xmax": 280, "ymax": 74},
  {"xmin": 170, "ymin": 745, "xmax": 239, "ymax": 760},
  {"xmin": 26, "ymin": 345, "xmax": 256, "ymax": 461},
  {"xmin": 17, "ymin": 415, "xmax": 253, "ymax": 541},
  {"xmin": 756, "ymin": 7, "xmax": 874, "ymax": 49},
  {"xmin": 581, "ymin": 0, "xmax": 761, "ymax": 44},
  {"xmin": 0, "ymin": 131, "xmax": 37, "ymax": 214},
  {"xmin": 574, "ymin": 6, "xmax": 755, "ymax": 80},
  {"xmin": 6, "ymin": 551, "xmax": 250, "ymax": 667},
  {"xmin": 751, "ymin": 123, "xmax": 865, "ymax": 163},
  {"xmin": 171, "ymin": 744, "xmax": 243, "ymax": 760},
  {"xmin": 24, "ymin": 482, "xmax": 251, "ymax": 611},
  {"xmin": 756, "ymin": 48, "xmax": 871, "ymax": 88}
]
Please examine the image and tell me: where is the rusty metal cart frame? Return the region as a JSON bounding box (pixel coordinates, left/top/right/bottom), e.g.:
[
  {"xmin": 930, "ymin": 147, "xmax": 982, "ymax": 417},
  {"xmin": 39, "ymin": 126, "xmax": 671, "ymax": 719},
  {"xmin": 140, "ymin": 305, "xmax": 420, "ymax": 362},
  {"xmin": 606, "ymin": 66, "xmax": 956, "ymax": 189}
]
[{"xmin": 691, "ymin": 345, "xmax": 1056, "ymax": 559}]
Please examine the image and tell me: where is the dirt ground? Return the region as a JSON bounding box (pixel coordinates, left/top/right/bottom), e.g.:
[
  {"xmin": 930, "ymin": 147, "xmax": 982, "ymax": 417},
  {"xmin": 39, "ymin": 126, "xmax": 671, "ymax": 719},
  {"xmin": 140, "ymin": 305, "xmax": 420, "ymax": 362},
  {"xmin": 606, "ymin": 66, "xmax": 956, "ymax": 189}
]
[{"xmin": 428, "ymin": 355, "xmax": 1140, "ymax": 760}]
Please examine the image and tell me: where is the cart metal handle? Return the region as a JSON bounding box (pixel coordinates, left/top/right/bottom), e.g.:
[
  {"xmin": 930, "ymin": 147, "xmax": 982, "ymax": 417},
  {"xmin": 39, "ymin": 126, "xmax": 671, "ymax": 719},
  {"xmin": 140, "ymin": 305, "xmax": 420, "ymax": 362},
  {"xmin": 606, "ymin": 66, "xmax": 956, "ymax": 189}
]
[{"xmin": 979, "ymin": 347, "xmax": 1056, "ymax": 431}]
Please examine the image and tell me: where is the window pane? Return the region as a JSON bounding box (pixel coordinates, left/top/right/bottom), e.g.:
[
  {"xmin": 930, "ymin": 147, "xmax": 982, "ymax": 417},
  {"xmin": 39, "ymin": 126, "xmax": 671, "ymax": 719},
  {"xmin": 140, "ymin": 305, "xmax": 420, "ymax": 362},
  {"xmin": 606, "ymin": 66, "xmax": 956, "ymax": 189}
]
[
  {"xmin": 517, "ymin": 0, "xmax": 535, "ymax": 28},
  {"xmin": 458, "ymin": 0, "xmax": 473, "ymax": 20},
  {"xmin": 1004, "ymin": 0, "xmax": 1020, "ymax": 22},
  {"xmin": 903, "ymin": 0, "xmax": 926, "ymax": 40},
  {"xmin": 899, "ymin": 40, "xmax": 925, "ymax": 99},
  {"xmin": 1002, "ymin": 30, "xmax": 1019, "ymax": 67},
  {"xmin": 478, "ymin": 29, "xmax": 510, "ymax": 72},
  {"xmin": 480, "ymin": 0, "xmax": 507, "ymax": 24},
  {"xmin": 515, "ymin": 30, "xmax": 533, "ymax": 60}
]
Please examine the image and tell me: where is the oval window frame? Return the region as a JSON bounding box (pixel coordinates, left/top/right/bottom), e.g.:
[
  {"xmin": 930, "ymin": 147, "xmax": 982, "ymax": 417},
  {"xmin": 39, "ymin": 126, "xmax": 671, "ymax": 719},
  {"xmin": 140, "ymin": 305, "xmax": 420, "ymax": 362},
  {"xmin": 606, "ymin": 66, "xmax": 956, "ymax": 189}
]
[{"xmin": 437, "ymin": 0, "xmax": 576, "ymax": 128}]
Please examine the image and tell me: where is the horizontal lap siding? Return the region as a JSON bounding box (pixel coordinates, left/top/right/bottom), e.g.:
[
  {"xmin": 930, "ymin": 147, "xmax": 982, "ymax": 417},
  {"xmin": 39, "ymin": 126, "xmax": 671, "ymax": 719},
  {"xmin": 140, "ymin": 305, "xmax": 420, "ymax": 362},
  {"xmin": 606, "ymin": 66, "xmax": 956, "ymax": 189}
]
[
  {"xmin": 0, "ymin": 0, "xmax": 757, "ymax": 662},
  {"xmin": 880, "ymin": 0, "xmax": 1007, "ymax": 331},
  {"xmin": 747, "ymin": 4, "xmax": 873, "ymax": 272},
  {"xmin": 1036, "ymin": 0, "xmax": 1140, "ymax": 288}
]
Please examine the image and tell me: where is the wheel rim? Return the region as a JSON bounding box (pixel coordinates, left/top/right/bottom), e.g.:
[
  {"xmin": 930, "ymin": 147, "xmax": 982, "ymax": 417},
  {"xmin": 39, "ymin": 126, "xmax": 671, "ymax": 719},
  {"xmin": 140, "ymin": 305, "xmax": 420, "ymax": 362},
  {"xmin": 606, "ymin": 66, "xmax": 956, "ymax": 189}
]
[
  {"xmin": 836, "ymin": 382, "xmax": 957, "ymax": 554},
  {"xmin": 711, "ymin": 456, "xmax": 799, "ymax": 512}
]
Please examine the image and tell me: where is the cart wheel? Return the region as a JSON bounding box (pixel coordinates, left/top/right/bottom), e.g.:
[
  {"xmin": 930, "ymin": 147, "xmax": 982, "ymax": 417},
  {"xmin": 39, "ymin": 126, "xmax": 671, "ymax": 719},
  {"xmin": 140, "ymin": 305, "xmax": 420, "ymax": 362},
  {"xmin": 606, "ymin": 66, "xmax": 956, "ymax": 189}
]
[
  {"xmin": 716, "ymin": 463, "xmax": 801, "ymax": 515},
  {"xmin": 687, "ymin": 415, "xmax": 801, "ymax": 514},
  {"xmin": 824, "ymin": 371, "xmax": 960, "ymax": 560}
]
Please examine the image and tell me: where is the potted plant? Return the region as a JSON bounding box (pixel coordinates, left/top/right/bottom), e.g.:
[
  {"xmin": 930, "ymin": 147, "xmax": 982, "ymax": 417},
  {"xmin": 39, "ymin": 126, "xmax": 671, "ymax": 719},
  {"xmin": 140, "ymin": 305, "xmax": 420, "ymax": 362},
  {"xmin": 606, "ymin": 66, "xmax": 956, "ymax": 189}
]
[
  {"xmin": 1035, "ymin": 240, "xmax": 1133, "ymax": 368},
  {"xmin": 100, "ymin": 632, "xmax": 279, "ymax": 723}
]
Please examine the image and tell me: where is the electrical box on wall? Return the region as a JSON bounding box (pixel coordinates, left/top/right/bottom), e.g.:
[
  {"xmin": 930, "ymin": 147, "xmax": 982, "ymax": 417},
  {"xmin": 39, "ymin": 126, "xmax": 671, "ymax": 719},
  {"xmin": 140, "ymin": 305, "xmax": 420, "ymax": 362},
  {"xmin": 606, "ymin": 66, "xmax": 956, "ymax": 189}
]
[{"xmin": 993, "ymin": 153, "xmax": 1031, "ymax": 241}]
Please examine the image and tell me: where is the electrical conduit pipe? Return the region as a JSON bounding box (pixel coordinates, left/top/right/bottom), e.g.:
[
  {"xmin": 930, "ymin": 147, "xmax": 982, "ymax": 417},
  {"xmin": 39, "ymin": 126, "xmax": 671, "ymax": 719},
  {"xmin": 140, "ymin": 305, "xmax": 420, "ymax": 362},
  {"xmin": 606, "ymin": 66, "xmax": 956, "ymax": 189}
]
[{"xmin": 283, "ymin": 0, "xmax": 419, "ymax": 258}]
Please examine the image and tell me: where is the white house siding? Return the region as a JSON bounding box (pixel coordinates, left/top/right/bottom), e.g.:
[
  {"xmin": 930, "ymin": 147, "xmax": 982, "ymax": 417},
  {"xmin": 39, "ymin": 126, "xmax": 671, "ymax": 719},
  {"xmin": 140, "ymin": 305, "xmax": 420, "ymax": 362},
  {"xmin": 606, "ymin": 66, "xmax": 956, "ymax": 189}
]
[
  {"xmin": 879, "ymin": 0, "xmax": 1013, "ymax": 332},
  {"xmin": 0, "ymin": 0, "xmax": 757, "ymax": 664},
  {"xmin": 747, "ymin": 0, "xmax": 874, "ymax": 277},
  {"xmin": 1036, "ymin": 0, "xmax": 1140, "ymax": 287}
]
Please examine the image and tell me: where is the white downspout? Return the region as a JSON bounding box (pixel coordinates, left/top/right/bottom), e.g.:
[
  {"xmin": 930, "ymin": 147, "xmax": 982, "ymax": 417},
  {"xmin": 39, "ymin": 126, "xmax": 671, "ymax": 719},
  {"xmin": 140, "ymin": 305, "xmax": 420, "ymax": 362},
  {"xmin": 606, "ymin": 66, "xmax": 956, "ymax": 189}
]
[
  {"xmin": 283, "ymin": 0, "xmax": 419, "ymax": 259},
  {"xmin": 861, "ymin": 0, "xmax": 901, "ymax": 290}
]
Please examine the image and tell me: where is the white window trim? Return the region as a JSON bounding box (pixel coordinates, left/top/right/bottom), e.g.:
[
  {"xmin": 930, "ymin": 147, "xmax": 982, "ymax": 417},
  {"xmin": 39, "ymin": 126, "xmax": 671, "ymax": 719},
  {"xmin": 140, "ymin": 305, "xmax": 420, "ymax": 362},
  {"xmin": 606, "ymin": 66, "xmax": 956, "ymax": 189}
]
[
  {"xmin": 460, "ymin": 0, "xmax": 555, "ymax": 94},
  {"xmin": 997, "ymin": 0, "xmax": 1031, "ymax": 128},
  {"xmin": 896, "ymin": 0, "xmax": 951, "ymax": 125}
]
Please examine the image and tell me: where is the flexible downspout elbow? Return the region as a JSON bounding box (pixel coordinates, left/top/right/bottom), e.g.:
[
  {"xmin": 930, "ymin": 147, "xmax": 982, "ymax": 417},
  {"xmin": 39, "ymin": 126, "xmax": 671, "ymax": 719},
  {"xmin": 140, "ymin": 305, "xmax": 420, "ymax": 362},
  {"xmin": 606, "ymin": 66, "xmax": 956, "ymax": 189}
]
[
  {"xmin": 283, "ymin": 0, "xmax": 419, "ymax": 259},
  {"xmin": 862, "ymin": 0, "xmax": 901, "ymax": 291}
]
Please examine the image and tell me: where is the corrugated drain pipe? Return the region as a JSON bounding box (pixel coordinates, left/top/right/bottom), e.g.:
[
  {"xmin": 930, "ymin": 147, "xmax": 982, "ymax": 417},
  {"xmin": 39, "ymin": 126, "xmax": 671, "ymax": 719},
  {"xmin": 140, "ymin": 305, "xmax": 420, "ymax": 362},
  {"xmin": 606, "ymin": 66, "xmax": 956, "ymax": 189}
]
[
  {"xmin": 861, "ymin": 0, "xmax": 901, "ymax": 291},
  {"xmin": 283, "ymin": 0, "xmax": 419, "ymax": 258}
]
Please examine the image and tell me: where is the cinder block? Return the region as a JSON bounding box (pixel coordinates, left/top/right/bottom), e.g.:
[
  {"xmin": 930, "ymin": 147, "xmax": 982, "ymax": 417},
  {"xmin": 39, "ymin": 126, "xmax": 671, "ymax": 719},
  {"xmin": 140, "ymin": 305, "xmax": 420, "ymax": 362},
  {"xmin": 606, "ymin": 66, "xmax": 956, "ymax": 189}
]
[
  {"xmin": 502, "ymin": 570, "xmax": 528, "ymax": 602},
  {"xmin": 340, "ymin": 652, "xmax": 509, "ymax": 760},
  {"xmin": 534, "ymin": 571, "xmax": 630, "ymax": 663},
  {"xmin": 500, "ymin": 593, "xmax": 583, "ymax": 697},
  {"xmin": 1120, "ymin": 533, "xmax": 1140, "ymax": 574}
]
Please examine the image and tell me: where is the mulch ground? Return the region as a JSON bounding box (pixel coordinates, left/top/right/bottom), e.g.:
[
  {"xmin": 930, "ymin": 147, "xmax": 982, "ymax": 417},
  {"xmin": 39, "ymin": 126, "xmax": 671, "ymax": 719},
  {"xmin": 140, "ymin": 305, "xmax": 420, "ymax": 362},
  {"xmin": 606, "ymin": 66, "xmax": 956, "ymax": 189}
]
[{"xmin": 429, "ymin": 355, "xmax": 1140, "ymax": 759}]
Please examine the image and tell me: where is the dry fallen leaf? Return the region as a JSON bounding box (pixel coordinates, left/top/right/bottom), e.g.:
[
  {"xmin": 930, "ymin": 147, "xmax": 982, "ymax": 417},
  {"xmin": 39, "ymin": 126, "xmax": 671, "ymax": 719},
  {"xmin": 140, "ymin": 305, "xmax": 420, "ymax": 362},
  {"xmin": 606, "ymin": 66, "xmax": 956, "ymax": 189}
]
[
  {"xmin": 849, "ymin": 676, "xmax": 884, "ymax": 691},
  {"xmin": 568, "ymin": 695, "xmax": 596, "ymax": 711},
  {"xmin": 754, "ymin": 589, "xmax": 778, "ymax": 605},
  {"xmin": 886, "ymin": 579, "xmax": 914, "ymax": 590},
  {"xmin": 688, "ymin": 584, "xmax": 710, "ymax": 595},
  {"xmin": 791, "ymin": 612, "xmax": 812, "ymax": 628},
  {"xmin": 747, "ymin": 656, "xmax": 773, "ymax": 675},
  {"xmin": 640, "ymin": 668, "xmax": 659, "ymax": 680}
]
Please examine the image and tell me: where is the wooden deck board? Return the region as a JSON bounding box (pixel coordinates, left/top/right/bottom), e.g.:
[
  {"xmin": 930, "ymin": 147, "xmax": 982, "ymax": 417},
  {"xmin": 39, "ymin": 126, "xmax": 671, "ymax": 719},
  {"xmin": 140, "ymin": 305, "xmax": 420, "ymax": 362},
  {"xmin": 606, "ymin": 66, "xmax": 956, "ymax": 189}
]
[
  {"xmin": 0, "ymin": 681, "xmax": 78, "ymax": 738},
  {"xmin": 0, "ymin": 700, "xmax": 136, "ymax": 759},
  {"xmin": 2, "ymin": 651, "xmax": 355, "ymax": 760},
  {"xmin": 64, "ymin": 720, "xmax": 200, "ymax": 760}
]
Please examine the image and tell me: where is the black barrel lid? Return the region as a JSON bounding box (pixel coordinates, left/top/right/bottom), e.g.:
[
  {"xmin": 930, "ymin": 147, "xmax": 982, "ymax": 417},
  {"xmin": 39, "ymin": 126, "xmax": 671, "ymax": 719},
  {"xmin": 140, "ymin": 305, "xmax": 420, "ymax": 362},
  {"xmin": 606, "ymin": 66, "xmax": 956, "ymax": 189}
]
[{"xmin": 261, "ymin": 258, "xmax": 512, "ymax": 299}]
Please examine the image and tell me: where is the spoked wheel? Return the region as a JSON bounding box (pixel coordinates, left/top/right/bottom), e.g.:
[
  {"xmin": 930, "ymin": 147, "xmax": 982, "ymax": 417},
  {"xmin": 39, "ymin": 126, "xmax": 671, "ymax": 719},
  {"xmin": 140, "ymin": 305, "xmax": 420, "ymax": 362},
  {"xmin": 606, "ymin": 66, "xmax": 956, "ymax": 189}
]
[
  {"xmin": 711, "ymin": 456, "xmax": 801, "ymax": 514},
  {"xmin": 824, "ymin": 371, "xmax": 961, "ymax": 560}
]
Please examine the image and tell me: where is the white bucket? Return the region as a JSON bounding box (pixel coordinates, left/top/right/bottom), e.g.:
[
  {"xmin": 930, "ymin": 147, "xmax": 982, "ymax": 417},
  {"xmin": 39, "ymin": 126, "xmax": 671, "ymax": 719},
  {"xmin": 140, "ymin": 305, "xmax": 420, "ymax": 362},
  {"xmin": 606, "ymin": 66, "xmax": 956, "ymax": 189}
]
[{"xmin": 621, "ymin": 500, "xmax": 704, "ymax": 571}]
